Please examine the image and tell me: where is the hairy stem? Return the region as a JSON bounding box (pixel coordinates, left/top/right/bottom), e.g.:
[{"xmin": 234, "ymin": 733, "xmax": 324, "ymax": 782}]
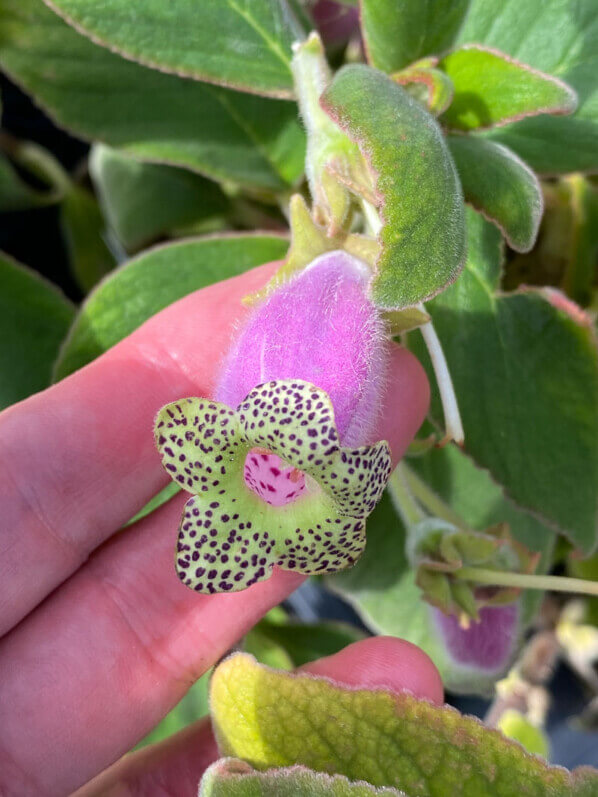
[
  {"xmin": 387, "ymin": 466, "xmax": 425, "ymax": 528},
  {"xmin": 417, "ymin": 309, "xmax": 465, "ymax": 445},
  {"xmin": 401, "ymin": 463, "xmax": 469, "ymax": 530},
  {"xmin": 456, "ymin": 567, "xmax": 598, "ymax": 597}
]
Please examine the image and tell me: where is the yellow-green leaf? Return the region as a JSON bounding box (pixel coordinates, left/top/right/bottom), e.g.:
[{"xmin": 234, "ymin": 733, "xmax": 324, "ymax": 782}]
[
  {"xmin": 210, "ymin": 653, "xmax": 598, "ymax": 795},
  {"xmin": 200, "ymin": 759, "xmax": 404, "ymax": 796}
]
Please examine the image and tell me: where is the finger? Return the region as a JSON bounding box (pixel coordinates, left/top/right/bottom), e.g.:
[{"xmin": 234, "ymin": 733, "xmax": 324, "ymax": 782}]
[
  {"xmin": 0, "ymin": 349, "xmax": 429, "ymax": 796},
  {"xmin": 74, "ymin": 637, "xmax": 443, "ymax": 796},
  {"xmin": 0, "ymin": 262, "xmax": 276, "ymax": 636},
  {"xmin": 299, "ymin": 636, "xmax": 444, "ymax": 703}
]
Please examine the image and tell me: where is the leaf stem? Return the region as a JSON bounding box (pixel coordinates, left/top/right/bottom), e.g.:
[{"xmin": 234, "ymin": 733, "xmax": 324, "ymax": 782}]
[
  {"xmin": 401, "ymin": 463, "xmax": 469, "ymax": 531},
  {"xmin": 417, "ymin": 308, "xmax": 465, "ymax": 445},
  {"xmin": 387, "ymin": 466, "xmax": 425, "ymax": 528},
  {"xmin": 456, "ymin": 566, "xmax": 598, "ymax": 597},
  {"xmin": 362, "ymin": 199, "xmax": 382, "ymax": 237}
]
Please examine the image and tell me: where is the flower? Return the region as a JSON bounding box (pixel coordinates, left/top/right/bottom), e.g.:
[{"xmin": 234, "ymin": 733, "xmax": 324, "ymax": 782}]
[
  {"xmin": 155, "ymin": 380, "xmax": 391, "ymax": 593},
  {"xmin": 154, "ymin": 250, "xmax": 393, "ymax": 593}
]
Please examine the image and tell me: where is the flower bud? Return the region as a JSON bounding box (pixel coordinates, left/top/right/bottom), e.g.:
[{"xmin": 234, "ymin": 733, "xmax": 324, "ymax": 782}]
[
  {"xmin": 216, "ymin": 250, "xmax": 389, "ymax": 448},
  {"xmin": 433, "ymin": 604, "xmax": 519, "ymax": 673}
]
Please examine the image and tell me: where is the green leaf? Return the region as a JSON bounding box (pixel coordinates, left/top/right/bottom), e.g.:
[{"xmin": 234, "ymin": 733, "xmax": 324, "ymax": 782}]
[
  {"xmin": 53, "ymin": 233, "xmax": 288, "ymax": 381},
  {"xmin": 0, "ymin": 251, "xmax": 74, "ymax": 410},
  {"xmin": 243, "ymin": 632, "xmax": 294, "ymax": 671},
  {"xmin": 447, "ymin": 136, "xmax": 542, "ymax": 252},
  {"xmin": 210, "ymin": 653, "xmax": 598, "ymax": 794},
  {"xmin": 43, "ymin": 0, "xmax": 302, "ymax": 98},
  {"xmin": 361, "ymin": 0, "xmax": 470, "ymax": 73},
  {"xmin": 439, "ymin": 46, "xmax": 576, "ymax": 132},
  {"xmin": 457, "ymin": 0, "xmax": 598, "ymax": 173},
  {"xmin": 60, "ymin": 184, "xmax": 116, "ymax": 293},
  {"xmin": 496, "ymin": 710, "xmax": 550, "ymax": 759},
  {"xmin": 126, "ymin": 482, "xmax": 181, "ymax": 527},
  {"xmin": 200, "ymin": 759, "xmax": 403, "ymax": 796},
  {"xmin": 410, "ymin": 209, "xmax": 598, "ymax": 554},
  {"xmin": 0, "ymin": 152, "xmax": 54, "ymax": 210},
  {"xmin": 0, "ymin": 0, "xmax": 305, "ymax": 191},
  {"xmin": 559, "ymin": 176, "xmax": 598, "ymax": 308},
  {"xmin": 321, "ymin": 65, "xmax": 466, "ymax": 309},
  {"xmin": 136, "ymin": 670, "xmax": 211, "ymax": 749},
  {"xmin": 254, "ymin": 617, "xmax": 365, "ymax": 667},
  {"xmin": 89, "ymin": 145, "xmax": 229, "ymax": 252}
]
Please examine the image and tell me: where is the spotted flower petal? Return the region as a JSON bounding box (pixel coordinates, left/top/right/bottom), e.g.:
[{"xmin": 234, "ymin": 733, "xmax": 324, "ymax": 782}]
[{"xmin": 155, "ymin": 379, "xmax": 392, "ymax": 594}]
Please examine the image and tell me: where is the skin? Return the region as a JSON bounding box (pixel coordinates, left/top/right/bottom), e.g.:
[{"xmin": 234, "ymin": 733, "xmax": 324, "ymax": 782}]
[{"xmin": 0, "ymin": 263, "xmax": 438, "ymax": 795}]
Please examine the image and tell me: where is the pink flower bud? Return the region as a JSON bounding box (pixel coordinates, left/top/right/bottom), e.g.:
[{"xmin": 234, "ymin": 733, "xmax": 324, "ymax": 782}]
[
  {"xmin": 216, "ymin": 250, "xmax": 390, "ymax": 448},
  {"xmin": 433, "ymin": 604, "xmax": 519, "ymax": 672}
]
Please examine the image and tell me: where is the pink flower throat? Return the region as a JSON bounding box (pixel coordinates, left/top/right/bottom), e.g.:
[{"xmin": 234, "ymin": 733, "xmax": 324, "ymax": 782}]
[{"xmin": 244, "ymin": 449, "xmax": 307, "ymax": 507}]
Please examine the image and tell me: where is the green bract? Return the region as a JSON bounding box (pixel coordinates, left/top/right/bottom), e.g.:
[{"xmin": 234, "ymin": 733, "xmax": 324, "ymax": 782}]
[
  {"xmin": 321, "ymin": 64, "xmax": 466, "ymax": 309},
  {"xmin": 154, "ymin": 380, "xmax": 391, "ymax": 593}
]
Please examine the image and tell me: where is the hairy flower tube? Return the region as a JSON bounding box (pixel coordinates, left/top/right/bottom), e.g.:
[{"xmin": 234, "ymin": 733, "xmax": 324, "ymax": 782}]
[
  {"xmin": 433, "ymin": 603, "xmax": 520, "ymax": 674},
  {"xmin": 155, "ymin": 251, "xmax": 393, "ymax": 594}
]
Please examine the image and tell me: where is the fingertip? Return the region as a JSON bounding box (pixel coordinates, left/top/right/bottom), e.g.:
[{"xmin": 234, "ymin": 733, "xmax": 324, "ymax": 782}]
[
  {"xmin": 377, "ymin": 345, "xmax": 430, "ymax": 466},
  {"xmin": 301, "ymin": 636, "xmax": 444, "ymax": 705}
]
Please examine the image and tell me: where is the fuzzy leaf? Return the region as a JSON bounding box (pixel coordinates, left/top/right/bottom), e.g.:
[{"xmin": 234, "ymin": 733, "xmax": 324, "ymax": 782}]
[
  {"xmin": 60, "ymin": 184, "xmax": 116, "ymax": 293},
  {"xmin": 42, "ymin": 0, "xmax": 302, "ymax": 98},
  {"xmin": 321, "ymin": 65, "xmax": 465, "ymax": 309},
  {"xmin": 329, "ymin": 444, "xmax": 555, "ymax": 695},
  {"xmin": 0, "ymin": 152, "xmax": 56, "ymax": 210},
  {"xmin": 0, "ymin": 0, "xmax": 305, "ymax": 191},
  {"xmin": 253, "ymin": 617, "xmax": 365, "ymax": 667},
  {"xmin": 89, "ymin": 145, "xmax": 229, "ymax": 251},
  {"xmin": 0, "ymin": 252, "xmax": 74, "ymax": 410},
  {"xmin": 200, "ymin": 759, "xmax": 404, "ymax": 796},
  {"xmin": 457, "ymin": 0, "xmax": 598, "ymax": 173},
  {"xmin": 53, "ymin": 233, "xmax": 288, "ymax": 380},
  {"xmin": 210, "ymin": 653, "xmax": 598, "ymax": 794},
  {"xmin": 410, "ymin": 209, "xmax": 598, "ymax": 554},
  {"xmin": 440, "ymin": 46, "xmax": 576, "ymax": 132},
  {"xmin": 447, "ymin": 136, "xmax": 542, "ymax": 252},
  {"xmin": 361, "ymin": 0, "xmax": 470, "ymax": 73}
]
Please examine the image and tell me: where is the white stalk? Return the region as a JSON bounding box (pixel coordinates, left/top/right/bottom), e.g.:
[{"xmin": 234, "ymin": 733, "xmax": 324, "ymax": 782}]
[
  {"xmin": 417, "ymin": 305, "xmax": 464, "ymax": 445},
  {"xmin": 361, "ymin": 198, "xmax": 382, "ymax": 237}
]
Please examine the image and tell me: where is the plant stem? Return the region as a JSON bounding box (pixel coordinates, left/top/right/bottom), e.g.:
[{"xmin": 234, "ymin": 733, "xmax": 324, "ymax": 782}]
[
  {"xmin": 362, "ymin": 199, "xmax": 382, "ymax": 236},
  {"xmin": 417, "ymin": 308, "xmax": 465, "ymax": 444},
  {"xmin": 456, "ymin": 566, "xmax": 598, "ymax": 597},
  {"xmin": 401, "ymin": 463, "xmax": 469, "ymax": 531},
  {"xmin": 387, "ymin": 466, "xmax": 425, "ymax": 529}
]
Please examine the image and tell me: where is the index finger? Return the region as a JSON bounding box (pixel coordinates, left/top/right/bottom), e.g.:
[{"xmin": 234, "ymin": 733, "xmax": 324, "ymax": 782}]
[{"xmin": 0, "ymin": 262, "xmax": 276, "ymax": 635}]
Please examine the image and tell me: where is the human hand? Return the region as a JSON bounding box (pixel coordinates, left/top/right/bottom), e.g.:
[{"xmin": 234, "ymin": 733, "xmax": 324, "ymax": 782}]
[{"xmin": 0, "ymin": 263, "xmax": 431, "ymax": 795}]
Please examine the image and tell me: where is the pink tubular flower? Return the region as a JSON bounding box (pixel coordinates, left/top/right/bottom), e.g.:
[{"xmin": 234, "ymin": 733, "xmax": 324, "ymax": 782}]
[
  {"xmin": 217, "ymin": 250, "xmax": 390, "ymax": 448},
  {"xmin": 434, "ymin": 604, "xmax": 519, "ymax": 673},
  {"xmin": 154, "ymin": 250, "xmax": 393, "ymax": 594}
]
